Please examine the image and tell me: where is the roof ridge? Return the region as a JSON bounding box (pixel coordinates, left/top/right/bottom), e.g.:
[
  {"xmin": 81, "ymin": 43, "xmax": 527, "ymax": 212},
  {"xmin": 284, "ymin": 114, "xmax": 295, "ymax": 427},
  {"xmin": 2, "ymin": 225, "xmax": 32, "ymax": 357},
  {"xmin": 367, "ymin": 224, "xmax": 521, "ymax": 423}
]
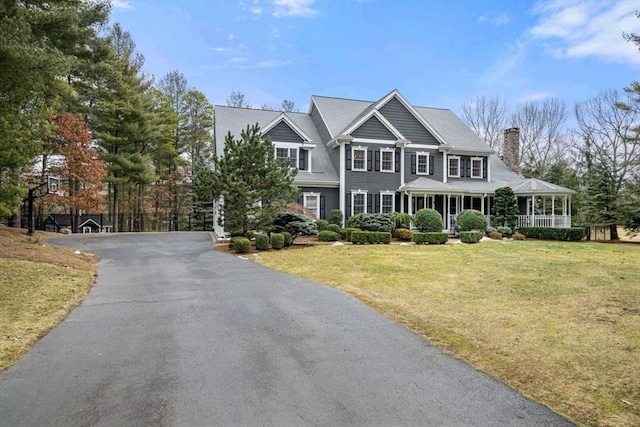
[{"xmin": 311, "ymin": 94, "xmax": 375, "ymax": 103}]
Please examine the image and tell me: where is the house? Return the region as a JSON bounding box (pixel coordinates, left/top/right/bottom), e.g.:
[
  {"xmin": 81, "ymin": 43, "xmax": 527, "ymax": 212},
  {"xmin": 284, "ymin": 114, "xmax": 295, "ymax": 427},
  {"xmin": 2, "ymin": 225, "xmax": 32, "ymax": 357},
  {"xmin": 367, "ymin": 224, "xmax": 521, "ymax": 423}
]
[
  {"xmin": 213, "ymin": 89, "xmax": 575, "ymax": 235},
  {"xmin": 43, "ymin": 214, "xmax": 112, "ymax": 233}
]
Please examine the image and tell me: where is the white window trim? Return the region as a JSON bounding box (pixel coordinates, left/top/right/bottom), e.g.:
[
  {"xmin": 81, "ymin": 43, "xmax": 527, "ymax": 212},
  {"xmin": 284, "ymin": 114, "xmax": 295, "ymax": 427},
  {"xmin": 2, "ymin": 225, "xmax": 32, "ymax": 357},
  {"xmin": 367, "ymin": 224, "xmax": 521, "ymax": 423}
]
[
  {"xmin": 274, "ymin": 143, "xmax": 299, "ymax": 169},
  {"xmin": 380, "ymin": 191, "xmax": 395, "ymax": 214},
  {"xmin": 352, "ymin": 190, "xmax": 368, "ymax": 215},
  {"xmin": 416, "ymin": 151, "xmax": 429, "ymax": 175},
  {"xmin": 303, "ymin": 192, "xmax": 320, "ymax": 219},
  {"xmin": 380, "ymin": 148, "xmax": 395, "ymax": 173},
  {"xmin": 352, "ymin": 146, "xmax": 367, "ymax": 172},
  {"xmin": 448, "ymin": 155, "xmax": 461, "ymax": 178},
  {"xmin": 471, "ymin": 157, "xmax": 483, "ymax": 179}
]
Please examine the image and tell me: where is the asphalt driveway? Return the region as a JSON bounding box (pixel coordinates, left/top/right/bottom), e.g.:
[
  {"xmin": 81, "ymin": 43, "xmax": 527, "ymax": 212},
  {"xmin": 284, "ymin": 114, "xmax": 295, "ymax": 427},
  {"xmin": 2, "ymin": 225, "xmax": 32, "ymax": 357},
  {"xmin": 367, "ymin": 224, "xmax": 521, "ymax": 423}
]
[{"xmin": 0, "ymin": 232, "xmax": 574, "ymax": 426}]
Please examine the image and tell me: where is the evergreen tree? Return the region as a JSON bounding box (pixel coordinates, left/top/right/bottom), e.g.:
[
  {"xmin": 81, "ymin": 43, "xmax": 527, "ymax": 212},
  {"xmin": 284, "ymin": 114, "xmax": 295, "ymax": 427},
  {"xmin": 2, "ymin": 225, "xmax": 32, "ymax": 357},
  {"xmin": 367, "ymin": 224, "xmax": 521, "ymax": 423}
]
[
  {"xmin": 492, "ymin": 187, "xmax": 519, "ymax": 228},
  {"xmin": 212, "ymin": 125, "xmax": 298, "ymax": 235}
]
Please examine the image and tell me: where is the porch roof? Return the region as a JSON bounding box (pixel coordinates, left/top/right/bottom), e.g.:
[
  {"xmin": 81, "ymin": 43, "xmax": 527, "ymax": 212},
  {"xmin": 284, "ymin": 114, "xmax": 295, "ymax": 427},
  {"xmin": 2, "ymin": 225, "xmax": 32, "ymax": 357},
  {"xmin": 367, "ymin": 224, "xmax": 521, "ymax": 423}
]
[
  {"xmin": 511, "ymin": 178, "xmax": 576, "ymax": 195},
  {"xmin": 399, "ymin": 176, "xmax": 576, "ymax": 196}
]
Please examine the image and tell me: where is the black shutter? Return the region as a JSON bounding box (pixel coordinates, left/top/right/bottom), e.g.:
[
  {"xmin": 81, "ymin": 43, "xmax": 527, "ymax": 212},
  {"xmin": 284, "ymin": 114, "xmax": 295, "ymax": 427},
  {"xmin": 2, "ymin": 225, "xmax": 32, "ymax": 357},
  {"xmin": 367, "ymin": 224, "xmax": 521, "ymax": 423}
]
[
  {"xmin": 299, "ymin": 149, "xmax": 307, "ymax": 170},
  {"xmin": 297, "ymin": 196, "xmax": 303, "ymax": 205},
  {"xmin": 483, "ymin": 158, "xmax": 487, "ymax": 178},
  {"xmin": 411, "ymin": 154, "xmax": 416, "ymax": 174},
  {"xmin": 367, "ymin": 149, "xmax": 372, "ymax": 171},
  {"xmin": 374, "ymin": 150, "xmax": 380, "ymax": 171},
  {"xmin": 429, "ymin": 155, "xmax": 434, "ymax": 176},
  {"xmin": 346, "ymin": 193, "xmax": 351, "ymax": 217},
  {"xmin": 465, "ymin": 158, "xmax": 471, "ymax": 178},
  {"xmin": 375, "ymin": 194, "xmax": 381, "ymax": 213},
  {"xmin": 367, "ymin": 193, "xmax": 373, "ymax": 213},
  {"xmin": 320, "ymin": 195, "xmax": 325, "ymax": 219},
  {"xmin": 395, "ymin": 151, "xmax": 400, "ymax": 172},
  {"xmin": 346, "ymin": 146, "xmax": 352, "ymax": 171}
]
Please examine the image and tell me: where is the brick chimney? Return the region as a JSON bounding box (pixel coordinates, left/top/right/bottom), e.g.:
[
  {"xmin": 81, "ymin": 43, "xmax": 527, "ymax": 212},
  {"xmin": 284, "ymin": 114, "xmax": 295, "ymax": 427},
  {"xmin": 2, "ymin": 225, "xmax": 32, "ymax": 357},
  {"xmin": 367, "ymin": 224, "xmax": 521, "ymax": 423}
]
[{"xmin": 503, "ymin": 128, "xmax": 520, "ymax": 174}]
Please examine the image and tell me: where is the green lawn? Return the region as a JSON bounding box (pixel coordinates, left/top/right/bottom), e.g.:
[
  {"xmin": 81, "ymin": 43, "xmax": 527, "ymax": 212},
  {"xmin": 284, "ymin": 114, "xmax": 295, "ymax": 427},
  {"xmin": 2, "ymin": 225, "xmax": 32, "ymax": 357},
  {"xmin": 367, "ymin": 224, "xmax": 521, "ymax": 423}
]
[{"xmin": 257, "ymin": 240, "xmax": 640, "ymax": 427}]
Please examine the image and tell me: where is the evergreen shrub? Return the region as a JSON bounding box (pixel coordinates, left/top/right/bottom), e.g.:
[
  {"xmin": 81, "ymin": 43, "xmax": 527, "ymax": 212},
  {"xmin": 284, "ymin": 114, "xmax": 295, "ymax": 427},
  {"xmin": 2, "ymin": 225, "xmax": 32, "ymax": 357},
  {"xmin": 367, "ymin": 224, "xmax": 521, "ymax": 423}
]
[
  {"xmin": 456, "ymin": 209, "xmax": 487, "ymax": 232},
  {"xmin": 360, "ymin": 213, "xmax": 393, "ymax": 232},
  {"xmin": 255, "ymin": 234, "xmax": 269, "ymax": 250},
  {"xmin": 281, "ymin": 231, "xmax": 292, "ymax": 247},
  {"xmin": 270, "ymin": 233, "xmax": 285, "ymax": 249},
  {"xmin": 460, "ymin": 231, "xmax": 483, "ymax": 243},
  {"xmin": 518, "ymin": 227, "xmax": 585, "ymax": 241},
  {"xmin": 395, "ymin": 228, "xmax": 413, "ymax": 241},
  {"xmin": 339, "ymin": 228, "xmax": 361, "ymax": 241},
  {"xmin": 350, "ymin": 231, "xmax": 391, "ymax": 244},
  {"xmin": 318, "ymin": 230, "xmax": 339, "ymax": 241},
  {"xmin": 316, "ymin": 219, "xmax": 329, "ymax": 231},
  {"xmin": 233, "ymin": 237, "xmax": 251, "ymax": 253},
  {"xmin": 329, "ymin": 209, "xmax": 343, "ymax": 226},
  {"xmin": 496, "ymin": 226, "xmax": 512, "ymax": 237},
  {"xmin": 327, "ymin": 224, "xmax": 340, "ymax": 233},
  {"xmin": 414, "ymin": 208, "xmax": 444, "ymax": 232},
  {"xmin": 412, "ymin": 232, "xmax": 448, "ymax": 245}
]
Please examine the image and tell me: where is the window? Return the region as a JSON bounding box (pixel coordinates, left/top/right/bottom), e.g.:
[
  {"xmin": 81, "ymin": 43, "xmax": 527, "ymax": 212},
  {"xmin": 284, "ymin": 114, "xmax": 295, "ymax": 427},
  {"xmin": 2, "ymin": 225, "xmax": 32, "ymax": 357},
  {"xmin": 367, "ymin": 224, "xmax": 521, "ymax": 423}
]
[
  {"xmin": 352, "ymin": 191, "xmax": 367, "ymax": 215},
  {"xmin": 303, "ymin": 193, "xmax": 320, "ymax": 219},
  {"xmin": 471, "ymin": 158, "xmax": 483, "ymax": 178},
  {"xmin": 352, "ymin": 148, "xmax": 366, "ymax": 171},
  {"xmin": 381, "ymin": 192, "xmax": 394, "ymax": 213},
  {"xmin": 448, "ymin": 156, "xmax": 460, "ymax": 177},
  {"xmin": 276, "ymin": 147, "xmax": 298, "ymax": 168},
  {"xmin": 381, "ymin": 149, "xmax": 394, "ymax": 173},
  {"xmin": 416, "ymin": 153, "xmax": 429, "ymax": 175}
]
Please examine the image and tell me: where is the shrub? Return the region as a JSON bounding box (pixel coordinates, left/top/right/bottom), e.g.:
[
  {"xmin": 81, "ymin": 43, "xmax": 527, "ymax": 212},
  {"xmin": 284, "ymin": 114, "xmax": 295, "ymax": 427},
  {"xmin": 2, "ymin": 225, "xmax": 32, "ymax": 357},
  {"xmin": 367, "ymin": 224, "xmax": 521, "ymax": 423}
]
[
  {"xmin": 255, "ymin": 234, "xmax": 270, "ymax": 250},
  {"xmin": 414, "ymin": 208, "xmax": 444, "ymax": 232},
  {"xmin": 496, "ymin": 226, "xmax": 512, "ymax": 237},
  {"xmin": 488, "ymin": 231, "xmax": 503, "ymax": 240},
  {"xmin": 391, "ymin": 212, "xmax": 413, "ymax": 231},
  {"xmin": 270, "ymin": 232, "xmax": 285, "ymax": 249},
  {"xmin": 329, "ymin": 209, "xmax": 343, "ymax": 226},
  {"xmin": 486, "ymin": 226, "xmax": 497, "ymax": 234},
  {"xmin": 518, "ymin": 227, "xmax": 585, "ymax": 241},
  {"xmin": 339, "ymin": 228, "xmax": 361, "ymax": 241},
  {"xmin": 272, "ymin": 212, "xmax": 317, "ymax": 242},
  {"xmin": 395, "ymin": 228, "xmax": 413, "ymax": 241},
  {"xmin": 350, "ymin": 231, "xmax": 391, "ymax": 244},
  {"xmin": 233, "ymin": 237, "xmax": 251, "ymax": 253},
  {"xmin": 281, "ymin": 231, "xmax": 292, "ymax": 247},
  {"xmin": 456, "ymin": 209, "xmax": 487, "ymax": 232},
  {"xmin": 413, "ymin": 232, "xmax": 448, "ymax": 245},
  {"xmin": 318, "ymin": 230, "xmax": 339, "ymax": 241},
  {"xmin": 230, "ymin": 229, "xmax": 245, "ymax": 237},
  {"xmin": 316, "ymin": 219, "xmax": 329, "ymax": 232},
  {"xmin": 360, "ymin": 213, "xmax": 393, "ymax": 232},
  {"xmin": 327, "ymin": 223, "xmax": 340, "ymax": 234},
  {"xmin": 460, "ymin": 231, "xmax": 483, "ymax": 243},
  {"xmin": 346, "ymin": 213, "xmax": 363, "ymax": 229},
  {"xmin": 512, "ymin": 233, "xmax": 526, "ymax": 240}
]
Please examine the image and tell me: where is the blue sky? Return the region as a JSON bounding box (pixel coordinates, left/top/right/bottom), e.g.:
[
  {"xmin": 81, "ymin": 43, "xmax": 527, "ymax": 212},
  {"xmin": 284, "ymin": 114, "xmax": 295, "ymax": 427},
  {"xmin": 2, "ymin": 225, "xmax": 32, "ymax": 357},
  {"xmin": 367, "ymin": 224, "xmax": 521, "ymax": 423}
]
[{"xmin": 110, "ymin": 0, "xmax": 639, "ymax": 116}]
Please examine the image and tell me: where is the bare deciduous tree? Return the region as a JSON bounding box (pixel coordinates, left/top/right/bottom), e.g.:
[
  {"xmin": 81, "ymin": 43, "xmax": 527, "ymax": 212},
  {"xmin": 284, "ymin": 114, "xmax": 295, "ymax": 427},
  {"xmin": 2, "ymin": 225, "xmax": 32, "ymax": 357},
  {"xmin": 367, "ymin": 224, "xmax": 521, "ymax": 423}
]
[
  {"xmin": 462, "ymin": 95, "xmax": 508, "ymax": 153},
  {"xmin": 226, "ymin": 90, "xmax": 251, "ymax": 108}
]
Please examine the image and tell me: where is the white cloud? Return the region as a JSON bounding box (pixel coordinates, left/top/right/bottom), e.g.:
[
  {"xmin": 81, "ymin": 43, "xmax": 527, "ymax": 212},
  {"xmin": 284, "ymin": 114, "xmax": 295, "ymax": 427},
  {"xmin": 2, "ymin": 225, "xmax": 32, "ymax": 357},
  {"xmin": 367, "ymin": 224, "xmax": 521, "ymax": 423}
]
[
  {"xmin": 250, "ymin": 6, "xmax": 262, "ymax": 15},
  {"xmin": 480, "ymin": 39, "xmax": 527, "ymax": 85},
  {"xmin": 112, "ymin": 0, "xmax": 132, "ymax": 10},
  {"xmin": 530, "ymin": 0, "xmax": 638, "ymax": 65},
  {"xmin": 516, "ymin": 91, "xmax": 556, "ymax": 102},
  {"xmin": 272, "ymin": 0, "xmax": 318, "ymax": 18},
  {"xmin": 227, "ymin": 33, "xmax": 238, "ymax": 40},
  {"xmin": 228, "ymin": 57, "xmax": 249, "ymax": 63},
  {"xmin": 478, "ymin": 12, "xmax": 511, "ymax": 26}
]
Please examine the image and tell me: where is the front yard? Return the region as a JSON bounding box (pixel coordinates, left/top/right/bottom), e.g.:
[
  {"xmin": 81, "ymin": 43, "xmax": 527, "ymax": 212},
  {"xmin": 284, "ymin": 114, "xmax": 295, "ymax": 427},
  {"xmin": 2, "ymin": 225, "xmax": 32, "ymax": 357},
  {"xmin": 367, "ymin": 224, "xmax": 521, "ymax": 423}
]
[{"xmin": 257, "ymin": 240, "xmax": 640, "ymax": 427}]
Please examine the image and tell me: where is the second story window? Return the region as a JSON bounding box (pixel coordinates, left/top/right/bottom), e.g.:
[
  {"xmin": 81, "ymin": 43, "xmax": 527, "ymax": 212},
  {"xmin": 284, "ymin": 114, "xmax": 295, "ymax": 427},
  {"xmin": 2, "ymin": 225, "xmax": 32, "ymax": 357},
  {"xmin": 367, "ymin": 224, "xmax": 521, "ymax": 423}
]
[
  {"xmin": 352, "ymin": 148, "xmax": 366, "ymax": 171},
  {"xmin": 416, "ymin": 153, "xmax": 429, "ymax": 175},
  {"xmin": 381, "ymin": 150, "xmax": 394, "ymax": 172},
  {"xmin": 471, "ymin": 158, "xmax": 483, "ymax": 178},
  {"xmin": 276, "ymin": 147, "xmax": 298, "ymax": 169},
  {"xmin": 448, "ymin": 156, "xmax": 460, "ymax": 178}
]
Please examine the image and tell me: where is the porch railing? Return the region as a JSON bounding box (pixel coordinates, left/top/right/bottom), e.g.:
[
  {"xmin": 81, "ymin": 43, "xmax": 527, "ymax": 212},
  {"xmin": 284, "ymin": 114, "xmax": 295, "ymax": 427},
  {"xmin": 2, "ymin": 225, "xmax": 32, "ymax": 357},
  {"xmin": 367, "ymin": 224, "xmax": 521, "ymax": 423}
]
[{"xmin": 516, "ymin": 215, "xmax": 571, "ymax": 228}]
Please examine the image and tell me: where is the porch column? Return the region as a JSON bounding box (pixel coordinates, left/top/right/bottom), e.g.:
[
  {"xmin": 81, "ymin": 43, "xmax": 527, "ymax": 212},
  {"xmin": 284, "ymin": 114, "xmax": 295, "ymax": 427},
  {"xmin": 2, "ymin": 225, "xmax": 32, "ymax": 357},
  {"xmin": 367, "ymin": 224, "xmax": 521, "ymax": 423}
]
[
  {"xmin": 552, "ymin": 195, "xmax": 556, "ymax": 227},
  {"xmin": 408, "ymin": 193, "xmax": 413, "ymax": 216},
  {"xmin": 568, "ymin": 197, "xmax": 572, "ymax": 227},
  {"xmin": 481, "ymin": 195, "xmax": 485, "ymax": 215},
  {"xmin": 401, "ymin": 192, "xmax": 405, "ymax": 213},
  {"xmin": 446, "ymin": 194, "xmax": 450, "ymax": 231},
  {"xmin": 532, "ymin": 195, "xmax": 536, "ymax": 227}
]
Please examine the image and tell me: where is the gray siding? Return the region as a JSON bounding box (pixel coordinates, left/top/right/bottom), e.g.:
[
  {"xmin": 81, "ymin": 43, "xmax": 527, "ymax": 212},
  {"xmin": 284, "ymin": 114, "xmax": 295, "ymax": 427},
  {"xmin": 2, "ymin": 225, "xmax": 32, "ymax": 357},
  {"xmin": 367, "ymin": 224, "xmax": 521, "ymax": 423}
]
[
  {"xmin": 296, "ymin": 187, "xmax": 339, "ymax": 220},
  {"xmin": 379, "ymin": 97, "xmax": 439, "ymax": 145},
  {"xmin": 351, "ymin": 116, "xmax": 396, "ymax": 140},
  {"xmin": 404, "ymin": 148, "xmax": 443, "ymax": 183},
  {"xmin": 264, "ymin": 121, "xmax": 303, "ymax": 143},
  {"xmin": 446, "ymin": 155, "xmax": 489, "ymax": 182}
]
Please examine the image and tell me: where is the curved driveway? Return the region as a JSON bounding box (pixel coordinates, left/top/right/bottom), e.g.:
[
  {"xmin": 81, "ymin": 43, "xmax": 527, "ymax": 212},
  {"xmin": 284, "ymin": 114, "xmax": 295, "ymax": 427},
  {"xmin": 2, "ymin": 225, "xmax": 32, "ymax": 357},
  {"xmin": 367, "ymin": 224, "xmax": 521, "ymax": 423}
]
[{"xmin": 0, "ymin": 232, "xmax": 573, "ymax": 426}]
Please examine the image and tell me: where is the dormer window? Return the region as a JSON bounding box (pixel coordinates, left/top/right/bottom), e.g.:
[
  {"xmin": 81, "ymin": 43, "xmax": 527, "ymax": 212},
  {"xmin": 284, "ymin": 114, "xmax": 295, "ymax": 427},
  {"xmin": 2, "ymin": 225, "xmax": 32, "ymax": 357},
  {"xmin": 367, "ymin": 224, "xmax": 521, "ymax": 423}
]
[
  {"xmin": 276, "ymin": 146, "xmax": 298, "ymax": 169},
  {"xmin": 448, "ymin": 156, "xmax": 460, "ymax": 178},
  {"xmin": 352, "ymin": 148, "xmax": 367, "ymax": 171},
  {"xmin": 471, "ymin": 157, "xmax": 483, "ymax": 179}
]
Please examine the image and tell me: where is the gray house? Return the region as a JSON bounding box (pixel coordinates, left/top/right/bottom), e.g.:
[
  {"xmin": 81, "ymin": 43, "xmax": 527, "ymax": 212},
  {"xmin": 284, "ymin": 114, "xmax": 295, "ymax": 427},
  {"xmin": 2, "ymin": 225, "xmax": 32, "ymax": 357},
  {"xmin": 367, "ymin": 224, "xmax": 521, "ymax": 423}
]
[{"xmin": 214, "ymin": 89, "xmax": 574, "ymax": 235}]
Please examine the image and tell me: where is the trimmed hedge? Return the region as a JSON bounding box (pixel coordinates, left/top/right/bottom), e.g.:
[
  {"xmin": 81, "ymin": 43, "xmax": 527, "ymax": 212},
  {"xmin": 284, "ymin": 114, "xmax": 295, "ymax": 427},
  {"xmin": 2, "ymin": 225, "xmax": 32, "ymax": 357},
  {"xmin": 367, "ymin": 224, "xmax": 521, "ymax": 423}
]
[
  {"xmin": 395, "ymin": 228, "xmax": 413, "ymax": 241},
  {"xmin": 318, "ymin": 230, "xmax": 339, "ymax": 241},
  {"xmin": 255, "ymin": 234, "xmax": 270, "ymax": 250},
  {"xmin": 339, "ymin": 227, "xmax": 361, "ymax": 241},
  {"xmin": 413, "ymin": 232, "xmax": 448, "ymax": 245},
  {"xmin": 270, "ymin": 233, "xmax": 285, "ymax": 249},
  {"xmin": 316, "ymin": 219, "xmax": 329, "ymax": 231},
  {"xmin": 460, "ymin": 231, "xmax": 483, "ymax": 243},
  {"xmin": 282, "ymin": 231, "xmax": 292, "ymax": 247},
  {"xmin": 456, "ymin": 209, "xmax": 487, "ymax": 232},
  {"xmin": 350, "ymin": 231, "xmax": 391, "ymax": 244},
  {"xmin": 414, "ymin": 208, "xmax": 444, "ymax": 232},
  {"xmin": 233, "ymin": 237, "xmax": 251, "ymax": 253},
  {"xmin": 327, "ymin": 223, "xmax": 340, "ymax": 234},
  {"xmin": 519, "ymin": 227, "xmax": 585, "ymax": 241},
  {"xmin": 496, "ymin": 226, "xmax": 512, "ymax": 237},
  {"xmin": 486, "ymin": 226, "xmax": 497, "ymax": 234}
]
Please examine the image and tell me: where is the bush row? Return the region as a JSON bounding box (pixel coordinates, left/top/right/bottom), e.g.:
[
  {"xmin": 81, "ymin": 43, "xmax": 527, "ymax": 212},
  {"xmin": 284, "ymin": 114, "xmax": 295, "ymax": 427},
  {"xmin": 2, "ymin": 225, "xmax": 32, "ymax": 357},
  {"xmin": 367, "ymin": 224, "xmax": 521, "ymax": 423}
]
[
  {"xmin": 412, "ymin": 232, "xmax": 448, "ymax": 245},
  {"xmin": 339, "ymin": 227, "xmax": 361, "ymax": 241},
  {"xmin": 318, "ymin": 230, "xmax": 339, "ymax": 241},
  {"xmin": 460, "ymin": 231, "xmax": 483, "ymax": 243},
  {"xmin": 350, "ymin": 231, "xmax": 391, "ymax": 244},
  {"xmin": 519, "ymin": 227, "xmax": 585, "ymax": 241}
]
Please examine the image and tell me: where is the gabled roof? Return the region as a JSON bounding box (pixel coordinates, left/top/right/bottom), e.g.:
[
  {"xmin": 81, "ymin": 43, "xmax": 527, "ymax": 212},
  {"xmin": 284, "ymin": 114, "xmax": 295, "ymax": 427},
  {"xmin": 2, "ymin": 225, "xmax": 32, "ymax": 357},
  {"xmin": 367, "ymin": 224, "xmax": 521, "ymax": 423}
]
[
  {"xmin": 342, "ymin": 110, "xmax": 404, "ymax": 140},
  {"xmin": 262, "ymin": 113, "xmax": 314, "ymax": 143},
  {"xmin": 310, "ymin": 96, "xmax": 372, "ymax": 139}
]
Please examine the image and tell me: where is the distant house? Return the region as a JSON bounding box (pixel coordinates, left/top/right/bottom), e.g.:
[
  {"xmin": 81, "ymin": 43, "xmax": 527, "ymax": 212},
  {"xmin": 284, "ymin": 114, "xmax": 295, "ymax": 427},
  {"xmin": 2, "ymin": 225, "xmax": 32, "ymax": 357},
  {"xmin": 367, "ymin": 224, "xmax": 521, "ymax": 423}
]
[
  {"xmin": 213, "ymin": 89, "xmax": 575, "ymax": 235},
  {"xmin": 43, "ymin": 214, "xmax": 112, "ymax": 233}
]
